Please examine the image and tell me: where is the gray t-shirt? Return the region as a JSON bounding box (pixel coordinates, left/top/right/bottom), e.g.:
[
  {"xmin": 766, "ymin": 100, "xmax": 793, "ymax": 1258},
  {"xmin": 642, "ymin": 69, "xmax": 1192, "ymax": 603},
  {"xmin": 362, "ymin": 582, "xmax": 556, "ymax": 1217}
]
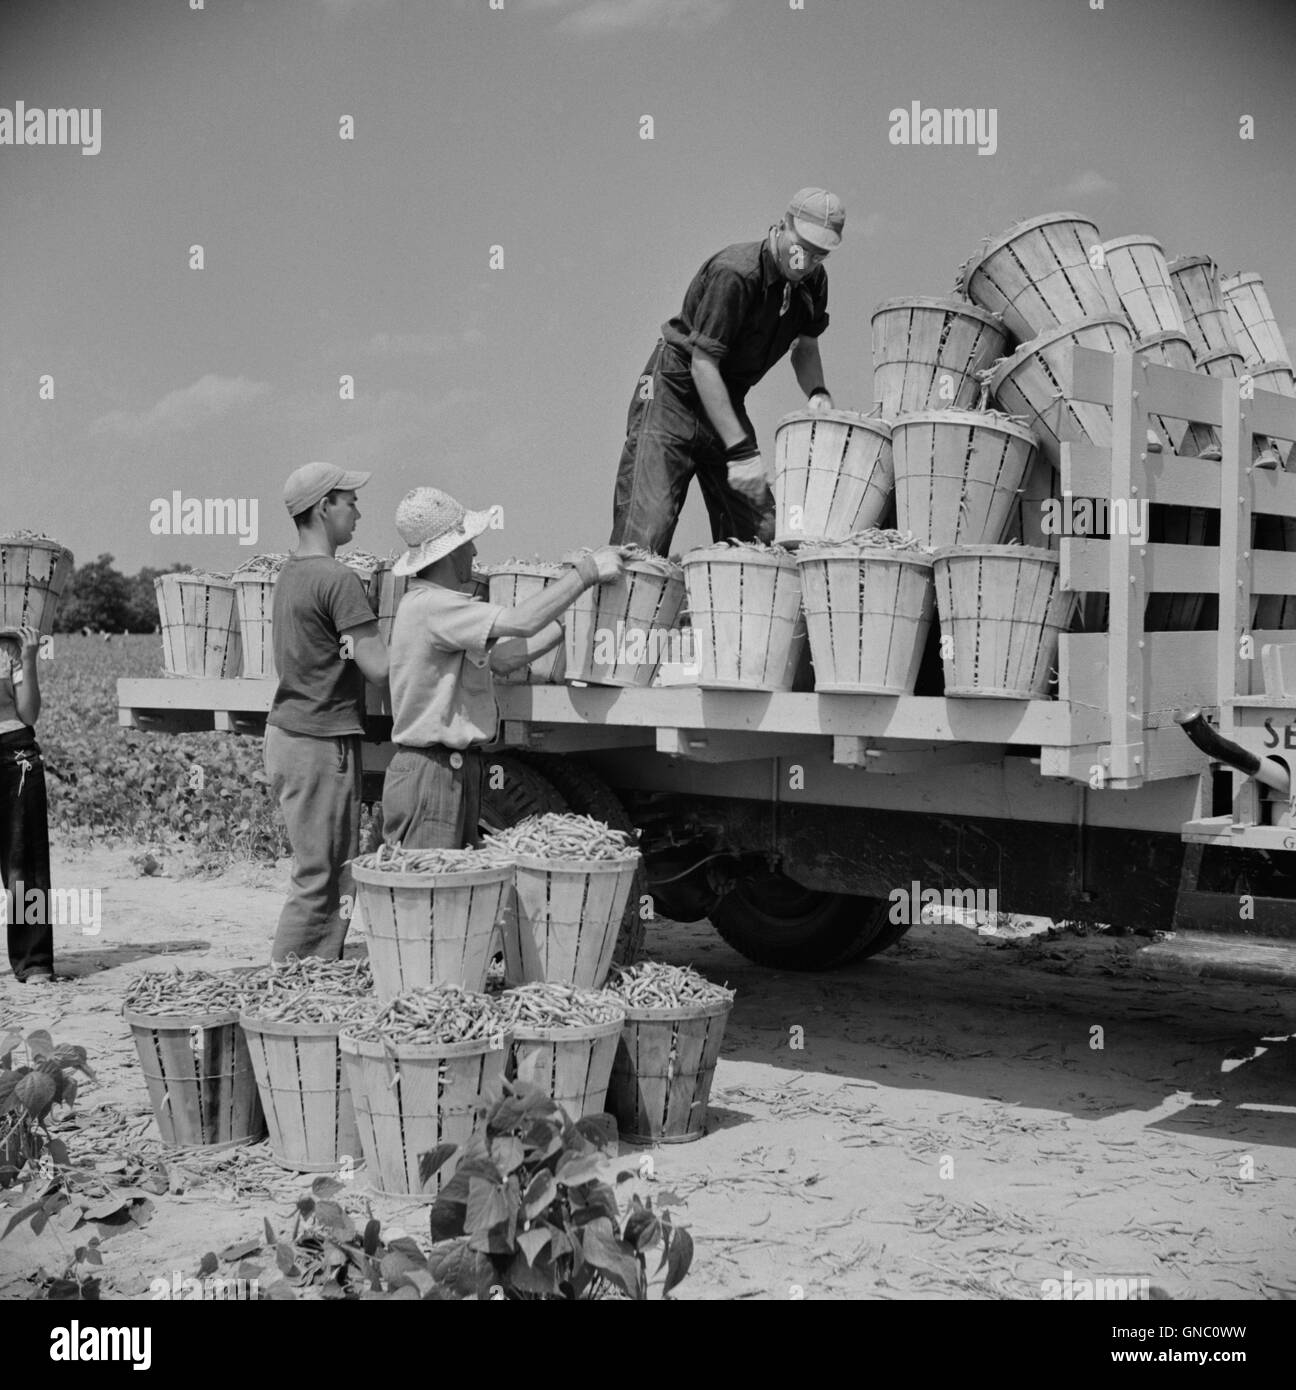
[{"xmin": 267, "ymin": 556, "xmax": 376, "ymax": 737}]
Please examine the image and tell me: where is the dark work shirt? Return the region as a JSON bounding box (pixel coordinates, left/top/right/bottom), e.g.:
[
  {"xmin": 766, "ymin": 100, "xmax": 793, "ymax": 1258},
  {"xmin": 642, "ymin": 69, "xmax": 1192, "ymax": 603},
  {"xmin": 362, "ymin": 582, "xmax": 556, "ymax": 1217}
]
[
  {"xmin": 267, "ymin": 556, "xmax": 376, "ymax": 737},
  {"xmin": 660, "ymin": 231, "xmax": 829, "ymax": 399}
]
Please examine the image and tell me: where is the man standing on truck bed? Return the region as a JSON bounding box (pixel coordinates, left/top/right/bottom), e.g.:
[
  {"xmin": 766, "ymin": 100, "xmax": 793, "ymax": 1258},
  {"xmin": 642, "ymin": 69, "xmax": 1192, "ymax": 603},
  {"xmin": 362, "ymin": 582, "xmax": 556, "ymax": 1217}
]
[
  {"xmin": 610, "ymin": 187, "xmax": 845, "ymax": 555},
  {"xmin": 266, "ymin": 463, "xmax": 389, "ymax": 962}
]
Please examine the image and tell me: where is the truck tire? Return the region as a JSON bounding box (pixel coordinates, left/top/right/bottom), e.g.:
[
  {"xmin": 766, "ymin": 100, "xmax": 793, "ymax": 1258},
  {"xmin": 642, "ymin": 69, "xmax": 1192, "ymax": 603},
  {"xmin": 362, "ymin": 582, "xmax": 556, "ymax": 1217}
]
[
  {"xmin": 710, "ymin": 872, "xmax": 909, "ymax": 971},
  {"xmin": 515, "ymin": 752, "xmax": 649, "ymax": 967},
  {"xmin": 477, "ymin": 752, "xmax": 569, "ymax": 833}
]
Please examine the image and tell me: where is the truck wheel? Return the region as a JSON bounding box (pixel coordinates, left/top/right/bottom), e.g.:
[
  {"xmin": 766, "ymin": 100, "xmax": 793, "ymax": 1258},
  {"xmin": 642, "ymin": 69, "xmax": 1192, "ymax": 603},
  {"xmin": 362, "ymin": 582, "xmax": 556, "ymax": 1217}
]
[
  {"xmin": 477, "ymin": 752, "xmax": 569, "ymax": 834},
  {"xmin": 710, "ymin": 872, "xmax": 908, "ymax": 971},
  {"xmin": 515, "ymin": 752, "xmax": 649, "ymax": 967}
]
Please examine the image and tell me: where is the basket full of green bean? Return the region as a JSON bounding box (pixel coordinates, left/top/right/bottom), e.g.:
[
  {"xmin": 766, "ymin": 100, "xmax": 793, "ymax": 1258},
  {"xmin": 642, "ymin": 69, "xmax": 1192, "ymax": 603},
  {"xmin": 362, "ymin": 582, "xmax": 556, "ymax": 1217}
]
[
  {"xmin": 339, "ymin": 986, "xmax": 511, "ymax": 1201},
  {"xmin": 482, "ymin": 814, "xmax": 642, "ymax": 990},
  {"xmin": 604, "ymin": 962, "xmax": 735, "ymax": 1145},
  {"xmin": 350, "ymin": 843, "xmax": 517, "ymax": 1002},
  {"xmin": 497, "ymin": 982, "xmax": 627, "ymax": 1121},
  {"xmin": 237, "ymin": 956, "xmax": 375, "ymax": 1173}
]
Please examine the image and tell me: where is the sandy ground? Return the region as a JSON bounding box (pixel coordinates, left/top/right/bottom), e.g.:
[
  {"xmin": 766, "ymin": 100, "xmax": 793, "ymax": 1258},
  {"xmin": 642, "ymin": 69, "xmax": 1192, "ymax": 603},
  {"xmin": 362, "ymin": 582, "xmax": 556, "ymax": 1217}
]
[{"xmin": 2, "ymin": 838, "xmax": 1294, "ymax": 1302}]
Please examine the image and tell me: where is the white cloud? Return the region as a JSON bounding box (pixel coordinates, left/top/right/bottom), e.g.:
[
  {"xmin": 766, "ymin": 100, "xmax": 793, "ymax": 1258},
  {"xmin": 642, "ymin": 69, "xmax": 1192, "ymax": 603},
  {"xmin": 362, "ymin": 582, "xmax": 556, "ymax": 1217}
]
[
  {"xmin": 1051, "ymin": 170, "xmax": 1119, "ymax": 203},
  {"xmin": 89, "ymin": 374, "xmax": 271, "ymax": 439},
  {"xmin": 522, "ymin": 0, "xmax": 732, "ymax": 36},
  {"xmin": 277, "ymin": 386, "xmax": 482, "ymax": 469}
]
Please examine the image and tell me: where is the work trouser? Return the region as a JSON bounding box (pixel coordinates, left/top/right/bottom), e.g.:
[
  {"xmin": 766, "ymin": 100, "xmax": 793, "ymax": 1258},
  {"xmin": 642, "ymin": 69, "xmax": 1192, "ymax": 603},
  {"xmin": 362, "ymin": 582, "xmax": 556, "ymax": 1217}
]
[
  {"xmin": 610, "ymin": 340, "xmax": 775, "ymax": 556},
  {"xmin": 0, "ymin": 728, "xmax": 54, "ymax": 981},
  {"xmin": 382, "ymin": 745, "xmax": 485, "ymax": 851},
  {"xmin": 264, "ymin": 725, "xmax": 362, "ymax": 962}
]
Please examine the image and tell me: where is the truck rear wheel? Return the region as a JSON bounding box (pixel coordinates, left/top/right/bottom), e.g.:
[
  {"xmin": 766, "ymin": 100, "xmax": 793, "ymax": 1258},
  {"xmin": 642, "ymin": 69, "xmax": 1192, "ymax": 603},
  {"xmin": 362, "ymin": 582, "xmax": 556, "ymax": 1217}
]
[
  {"xmin": 710, "ymin": 872, "xmax": 909, "ymax": 971},
  {"xmin": 515, "ymin": 752, "xmax": 649, "ymax": 967},
  {"xmin": 477, "ymin": 752, "xmax": 569, "ymax": 834}
]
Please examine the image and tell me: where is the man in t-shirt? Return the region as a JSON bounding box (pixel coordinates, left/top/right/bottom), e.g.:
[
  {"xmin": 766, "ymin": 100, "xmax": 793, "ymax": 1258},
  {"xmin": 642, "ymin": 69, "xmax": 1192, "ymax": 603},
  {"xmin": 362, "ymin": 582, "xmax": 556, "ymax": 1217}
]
[
  {"xmin": 610, "ymin": 187, "xmax": 846, "ymax": 555},
  {"xmin": 383, "ymin": 486, "xmax": 625, "ymax": 850},
  {"xmin": 266, "ymin": 462, "xmax": 390, "ymax": 960}
]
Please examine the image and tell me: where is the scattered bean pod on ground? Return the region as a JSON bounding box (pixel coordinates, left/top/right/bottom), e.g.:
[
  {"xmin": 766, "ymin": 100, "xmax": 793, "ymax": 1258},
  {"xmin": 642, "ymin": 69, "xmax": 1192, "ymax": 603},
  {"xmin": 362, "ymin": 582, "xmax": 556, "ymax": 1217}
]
[
  {"xmin": 497, "ymin": 981, "xmax": 626, "ymax": 1030},
  {"xmin": 341, "ymin": 984, "xmax": 508, "ymax": 1046},
  {"xmin": 607, "ymin": 960, "xmax": 735, "ymax": 1009},
  {"xmin": 482, "ymin": 812, "xmax": 639, "ymax": 862}
]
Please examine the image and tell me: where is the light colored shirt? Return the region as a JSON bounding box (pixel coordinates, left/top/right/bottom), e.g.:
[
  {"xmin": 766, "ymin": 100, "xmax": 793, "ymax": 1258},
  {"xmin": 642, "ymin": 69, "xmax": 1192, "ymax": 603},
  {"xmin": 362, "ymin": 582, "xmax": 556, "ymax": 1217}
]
[{"xmin": 389, "ymin": 579, "xmax": 504, "ymax": 749}]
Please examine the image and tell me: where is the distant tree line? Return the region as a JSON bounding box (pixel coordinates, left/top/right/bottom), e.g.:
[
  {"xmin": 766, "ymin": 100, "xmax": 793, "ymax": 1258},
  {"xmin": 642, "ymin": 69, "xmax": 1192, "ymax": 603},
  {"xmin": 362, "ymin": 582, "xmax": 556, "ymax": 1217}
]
[{"xmin": 53, "ymin": 555, "xmax": 192, "ymax": 633}]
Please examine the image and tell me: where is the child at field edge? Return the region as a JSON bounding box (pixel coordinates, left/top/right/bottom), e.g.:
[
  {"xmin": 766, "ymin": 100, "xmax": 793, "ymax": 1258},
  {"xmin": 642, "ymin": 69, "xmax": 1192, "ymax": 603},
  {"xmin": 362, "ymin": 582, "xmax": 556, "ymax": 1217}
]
[
  {"xmin": 265, "ymin": 463, "xmax": 389, "ymax": 962},
  {"xmin": 382, "ymin": 486, "xmax": 625, "ymax": 850},
  {"xmin": 0, "ymin": 624, "xmax": 56, "ymax": 984}
]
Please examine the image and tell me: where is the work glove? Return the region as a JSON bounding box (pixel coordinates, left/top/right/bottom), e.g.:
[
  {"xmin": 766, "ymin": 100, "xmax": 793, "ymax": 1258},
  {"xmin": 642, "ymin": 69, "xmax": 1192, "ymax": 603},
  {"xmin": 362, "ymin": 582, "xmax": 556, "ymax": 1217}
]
[
  {"xmin": 808, "ymin": 389, "xmax": 834, "ymax": 412},
  {"xmin": 725, "ymin": 441, "xmax": 769, "ymax": 502}
]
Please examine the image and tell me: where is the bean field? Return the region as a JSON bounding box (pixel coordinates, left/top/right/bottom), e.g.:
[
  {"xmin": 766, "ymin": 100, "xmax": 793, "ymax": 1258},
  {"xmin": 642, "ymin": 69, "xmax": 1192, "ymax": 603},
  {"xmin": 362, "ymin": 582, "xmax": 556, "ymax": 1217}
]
[{"xmin": 36, "ymin": 635, "xmax": 288, "ymax": 868}]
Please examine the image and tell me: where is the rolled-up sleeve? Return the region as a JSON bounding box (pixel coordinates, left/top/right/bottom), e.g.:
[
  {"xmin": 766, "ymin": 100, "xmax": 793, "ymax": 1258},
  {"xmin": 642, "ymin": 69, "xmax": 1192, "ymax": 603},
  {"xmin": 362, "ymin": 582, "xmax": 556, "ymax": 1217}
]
[
  {"xmin": 426, "ymin": 591, "xmax": 505, "ymax": 659},
  {"xmin": 685, "ymin": 267, "xmax": 748, "ymax": 362}
]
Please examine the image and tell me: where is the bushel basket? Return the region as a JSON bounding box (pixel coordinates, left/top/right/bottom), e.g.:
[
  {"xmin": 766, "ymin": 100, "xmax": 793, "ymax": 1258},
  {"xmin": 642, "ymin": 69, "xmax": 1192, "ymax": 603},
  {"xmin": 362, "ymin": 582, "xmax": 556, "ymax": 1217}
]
[
  {"xmin": 339, "ymin": 1031, "xmax": 509, "ymax": 1200},
  {"xmin": 124, "ymin": 1008, "xmax": 266, "ymax": 1150},
  {"xmin": 869, "ymin": 296, "xmax": 1007, "ymax": 417},
  {"xmin": 0, "ymin": 535, "xmax": 74, "ymax": 637},
  {"xmin": 564, "ymin": 558, "xmax": 685, "ymax": 687},
  {"xmin": 772, "ymin": 409, "xmax": 893, "ymax": 546},
  {"xmin": 351, "ymin": 858, "xmax": 516, "ymax": 1002},
  {"xmin": 155, "ymin": 573, "xmax": 243, "ymax": 678},
  {"xmin": 241, "ymin": 1016, "xmax": 362, "ymax": 1172},
  {"xmin": 507, "ymin": 1013, "xmax": 625, "ymax": 1121},
  {"xmin": 607, "ymin": 998, "xmax": 733, "ymax": 1144}
]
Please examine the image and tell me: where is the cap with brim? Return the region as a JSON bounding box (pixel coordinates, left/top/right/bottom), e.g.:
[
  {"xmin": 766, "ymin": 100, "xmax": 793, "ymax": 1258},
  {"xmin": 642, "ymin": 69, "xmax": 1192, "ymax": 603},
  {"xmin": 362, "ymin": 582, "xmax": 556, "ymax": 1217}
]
[
  {"xmin": 284, "ymin": 462, "xmax": 372, "ymax": 517},
  {"xmin": 392, "ymin": 486, "xmax": 498, "ymax": 577},
  {"xmin": 788, "ymin": 187, "xmax": 845, "ymax": 251}
]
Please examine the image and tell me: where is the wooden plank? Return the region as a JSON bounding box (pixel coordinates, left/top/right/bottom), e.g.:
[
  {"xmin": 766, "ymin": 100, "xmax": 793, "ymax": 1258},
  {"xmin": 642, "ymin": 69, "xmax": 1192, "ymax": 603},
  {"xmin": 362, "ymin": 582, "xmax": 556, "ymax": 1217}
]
[
  {"xmin": 1107, "ymin": 350, "xmax": 1145, "ymax": 783},
  {"xmin": 1219, "ymin": 385, "xmax": 1248, "ymax": 738},
  {"xmin": 656, "ymin": 729, "xmax": 820, "ymax": 763},
  {"xmin": 498, "ymin": 722, "xmax": 656, "ymax": 754},
  {"xmin": 499, "ymin": 685, "xmax": 1103, "ymax": 746},
  {"xmin": 117, "ymin": 676, "xmax": 276, "ymax": 711},
  {"xmin": 1245, "ymin": 384, "xmax": 1296, "ymax": 443},
  {"xmin": 1060, "ymin": 632, "xmax": 1225, "ymax": 715},
  {"xmin": 1062, "ymin": 442, "xmax": 1228, "ymax": 511},
  {"xmin": 1071, "ymin": 346, "xmax": 1226, "ymax": 425},
  {"xmin": 1060, "ymin": 541, "xmax": 1224, "ymax": 594}
]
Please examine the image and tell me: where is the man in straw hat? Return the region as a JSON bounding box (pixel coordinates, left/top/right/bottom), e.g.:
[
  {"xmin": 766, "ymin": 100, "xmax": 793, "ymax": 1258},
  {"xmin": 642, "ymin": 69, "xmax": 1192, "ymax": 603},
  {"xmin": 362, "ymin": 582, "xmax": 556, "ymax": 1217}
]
[
  {"xmin": 383, "ymin": 486, "xmax": 625, "ymax": 850},
  {"xmin": 266, "ymin": 463, "xmax": 390, "ymax": 961},
  {"xmin": 610, "ymin": 187, "xmax": 844, "ymax": 555}
]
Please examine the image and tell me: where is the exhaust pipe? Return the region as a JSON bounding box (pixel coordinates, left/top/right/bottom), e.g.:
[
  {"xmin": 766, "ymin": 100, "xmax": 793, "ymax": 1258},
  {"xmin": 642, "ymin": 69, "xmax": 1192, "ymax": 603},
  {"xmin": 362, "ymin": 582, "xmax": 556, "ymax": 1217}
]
[{"xmin": 1174, "ymin": 706, "xmax": 1291, "ymax": 795}]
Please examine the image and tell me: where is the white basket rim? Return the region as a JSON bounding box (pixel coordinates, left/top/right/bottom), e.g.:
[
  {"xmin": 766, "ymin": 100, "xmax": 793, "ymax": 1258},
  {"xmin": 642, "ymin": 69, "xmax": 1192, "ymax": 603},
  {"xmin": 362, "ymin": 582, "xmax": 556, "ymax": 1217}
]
[
  {"xmin": 1099, "ymin": 234, "xmax": 1166, "ymax": 255},
  {"xmin": 987, "ymin": 315, "xmax": 1133, "ymax": 392},
  {"xmin": 774, "ymin": 409, "xmax": 893, "ymax": 436},
  {"xmin": 932, "ymin": 544, "xmax": 1059, "ymax": 565},
  {"xmin": 870, "ymin": 295, "xmax": 1005, "ymax": 329},
  {"xmin": 682, "ymin": 546, "xmax": 798, "ymax": 569},
  {"xmin": 961, "ymin": 211, "xmax": 1100, "ymax": 284},
  {"xmin": 890, "ymin": 409, "xmax": 1037, "ymax": 445}
]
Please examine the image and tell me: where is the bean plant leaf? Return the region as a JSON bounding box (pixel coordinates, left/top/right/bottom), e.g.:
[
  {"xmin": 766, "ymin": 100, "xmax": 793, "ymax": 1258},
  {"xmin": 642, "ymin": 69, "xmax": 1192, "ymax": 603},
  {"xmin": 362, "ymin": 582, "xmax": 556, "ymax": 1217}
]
[
  {"xmin": 623, "ymin": 1207, "xmax": 660, "ymax": 1252},
  {"xmin": 15, "ymin": 1071, "xmax": 56, "ymax": 1119},
  {"xmin": 516, "ymin": 1226, "xmax": 552, "ymax": 1266},
  {"xmin": 465, "ymin": 1177, "xmax": 509, "ymax": 1237},
  {"xmin": 198, "ymin": 1252, "xmax": 218, "ymax": 1277},
  {"xmin": 417, "ymin": 1144, "xmax": 458, "ymax": 1188},
  {"xmin": 313, "ymin": 1201, "xmax": 354, "ymax": 1240},
  {"xmin": 275, "ymin": 1242, "xmax": 299, "ymax": 1276},
  {"xmin": 522, "ymin": 1170, "xmax": 556, "ymax": 1222},
  {"xmin": 662, "ymin": 1223, "xmax": 693, "ymax": 1297},
  {"xmin": 362, "ymin": 1219, "xmax": 382, "ymax": 1257},
  {"xmin": 2, "ymin": 1202, "xmax": 45, "ymax": 1240},
  {"xmin": 426, "ymin": 1237, "xmax": 490, "ymax": 1299},
  {"xmin": 507, "ymin": 1250, "xmax": 559, "ymax": 1296},
  {"xmin": 25, "ymin": 1031, "xmax": 54, "ymax": 1062},
  {"xmin": 574, "ymin": 1113, "xmax": 619, "ymax": 1154},
  {"xmin": 555, "ymin": 1152, "xmax": 602, "ymax": 1188},
  {"xmin": 220, "ymin": 1239, "xmax": 261, "ymax": 1263},
  {"xmin": 311, "ymin": 1175, "xmax": 344, "ymax": 1199},
  {"xmin": 489, "ymin": 1134, "xmax": 524, "ymax": 1175},
  {"xmin": 579, "ymin": 1216, "xmax": 643, "ymax": 1300}
]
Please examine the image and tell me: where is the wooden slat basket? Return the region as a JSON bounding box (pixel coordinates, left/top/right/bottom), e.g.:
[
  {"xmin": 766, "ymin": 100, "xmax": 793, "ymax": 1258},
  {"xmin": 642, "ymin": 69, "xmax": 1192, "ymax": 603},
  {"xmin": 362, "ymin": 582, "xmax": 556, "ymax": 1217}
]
[
  {"xmin": 155, "ymin": 573, "xmax": 243, "ymax": 678},
  {"xmin": 986, "ymin": 315, "xmax": 1134, "ymax": 470},
  {"xmin": 233, "ymin": 576, "xmax": 277, "ymax": 679},
  {"xmin": 507, "ymin": 1010, "xmax": 626, "ymax": 1122},
  {"xmin": 1221, "ymin": 272, "xmax": 1291, "ymax": 367},
  {"xmin": 1168, "ymin": 254, "xmax": 1240, "ymax": 360},
  {"xmin": 486, "ymin": 564, "xmax": 567, "ymax": 684},
  {"xmin": 932, "ymin": 545, "xmax": 1071, "ymax": 698},
  {"xmin": 564, "ymin": 558, "xmax": 685, "ymax": 687},
  {"xmin": 891, "ymin": 409, "xmax": 1036, "ymax": 548},
  {"xmin": 240, "ymin": 1015, "xmax": 362, "ymax": 1172},
  {"xmin": 682, "ymin": 546, "xmax": 806, "ymax": 691},
  {"xmin": 796, "ymin": 543, "xmax": 935, "ymax": 695},
  {"xmin": 339, "ymin": 1031, "xmax": 509, "ymax": 1200},
  {"xmin": 351, "ymin": 859, "xmax": 516, "ymax": 1002},
  {"xmin": 505, "ymin": 853, "xmax": 641, "ymax": 989},
  {"xmin": 0, "ymin": 535, "xmax": 74, "ymax": 636},
  {"xmin": 607, "ymin": 999, "xmax": 733, "ymax": 1145},
  {"xmin": 772, "ymin": 409, "xmax": 893, "ymax": 546},
  {"xmin": 869, "ymin": 296, "xmax": 1008, "ymax": 417},
  {"xmin": 367, "ymin": 561, "xmax": 409, "ymax": 646},
  {"xmin": 124, "ymin": 1008, "xmax": 266, "ymax": 1150},
  {"xmin": 1099, "ymin": 235, "xmax": 1187, "ymax": 339},
  {"xmin": 957, "ymin": 212, "xmax": 1125, "ymax": 344}
]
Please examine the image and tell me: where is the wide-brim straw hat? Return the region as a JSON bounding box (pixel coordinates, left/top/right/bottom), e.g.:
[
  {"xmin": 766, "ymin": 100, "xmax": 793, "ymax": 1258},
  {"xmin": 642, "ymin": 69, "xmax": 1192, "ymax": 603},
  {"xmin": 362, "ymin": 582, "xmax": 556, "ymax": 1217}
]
[{"xmin": 392, "ymin": 486, "xmax": 497, "ymax": 576}]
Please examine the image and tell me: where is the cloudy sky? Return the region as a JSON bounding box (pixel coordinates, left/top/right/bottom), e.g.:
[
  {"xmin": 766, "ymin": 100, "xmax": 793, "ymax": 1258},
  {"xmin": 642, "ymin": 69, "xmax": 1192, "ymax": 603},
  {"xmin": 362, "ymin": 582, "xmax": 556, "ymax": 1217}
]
[{"xmin": 2, "ymin": 0, "xmax": 1294, "ymax": 573}]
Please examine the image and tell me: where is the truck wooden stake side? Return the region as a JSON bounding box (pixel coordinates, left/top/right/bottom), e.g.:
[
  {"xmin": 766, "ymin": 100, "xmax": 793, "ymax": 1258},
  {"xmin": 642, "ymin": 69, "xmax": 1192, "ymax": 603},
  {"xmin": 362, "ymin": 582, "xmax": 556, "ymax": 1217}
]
[{"xmin": 117, "ymin": 348, "xmax": 1296, "ymax": 986}]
